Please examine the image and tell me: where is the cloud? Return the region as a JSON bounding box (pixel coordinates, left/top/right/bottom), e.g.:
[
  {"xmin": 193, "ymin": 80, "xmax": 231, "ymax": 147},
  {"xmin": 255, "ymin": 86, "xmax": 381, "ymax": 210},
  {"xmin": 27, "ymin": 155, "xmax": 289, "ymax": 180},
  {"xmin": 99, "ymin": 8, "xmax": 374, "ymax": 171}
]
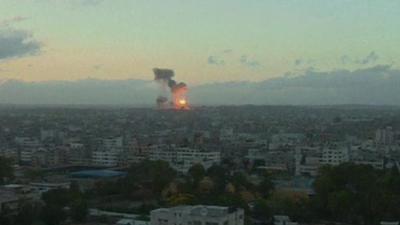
[
  {"xmin": 359, "ymin": 51, "xmax": 379, "ymax": 65},
  {"xmin": 294, "ymin": 59, "xmax": 303, "ymax": 66},
  {"xmin": 207, "ymin": 56, "xmax": 225, "ymax": 66},
  {"xmin": 93, "ymin": 64, "xmax": 102, "ymax": 70},
  {"xmin": 0, "ymin": 65, "xmax": 399, "ymax": 105},
  {"xmin": 191, "ymin": 65, "xmax": 400, "ymax": 105},
  {"xmin": 33, "ymin": 0, "xmax": 104, "ymax": 7},
  {"xmin": 78, "ymin": 0, "xmax": 104, "ymax": 6},
  {"xmin": 240, "ymin": 55, "xmax": 262, "ymax": 69},
  {"xmin": 0, "ymin": 28, "xmax": 41, "ymax": 60},
  {"xmin": 207, "ymin": 50, "xmax": 263, "ymax": 69},
  {"xmin": 293, "ymin": 58, "xmax": 315, "ymax": 68},
  {"xmin": 222, "ymin": 49, "xmax": 233, "ymax": 54},
  {"xmin": 340, "ymin": 55, "xmax": 351, "ymax": 65},
  {"xmin": 0, "ymin": 16, "xmax": 29, "ymax": 27},
  {"xmin": 340, "ymin": 51, "xmax": 380, "ymax": 65},
  {"xmin": 207, "ymin": 49, "xmax": 234, "ymax": 66}
]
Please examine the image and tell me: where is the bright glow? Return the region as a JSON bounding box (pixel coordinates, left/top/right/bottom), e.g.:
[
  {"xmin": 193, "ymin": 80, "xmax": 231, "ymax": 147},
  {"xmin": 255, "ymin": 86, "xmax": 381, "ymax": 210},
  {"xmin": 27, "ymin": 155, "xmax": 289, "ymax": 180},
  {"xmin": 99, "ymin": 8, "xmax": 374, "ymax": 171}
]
[{"xmin": 179, "ymin": 99, "xmax": 187, "ymax": 105}]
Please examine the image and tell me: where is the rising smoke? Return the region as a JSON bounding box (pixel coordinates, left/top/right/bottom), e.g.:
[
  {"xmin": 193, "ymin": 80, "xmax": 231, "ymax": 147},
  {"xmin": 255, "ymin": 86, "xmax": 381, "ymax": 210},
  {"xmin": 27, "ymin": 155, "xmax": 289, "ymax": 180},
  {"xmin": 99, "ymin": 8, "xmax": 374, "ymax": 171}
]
[{"xmin": 153, "ymin": 68, "xmax": 188, "ymax": 109}]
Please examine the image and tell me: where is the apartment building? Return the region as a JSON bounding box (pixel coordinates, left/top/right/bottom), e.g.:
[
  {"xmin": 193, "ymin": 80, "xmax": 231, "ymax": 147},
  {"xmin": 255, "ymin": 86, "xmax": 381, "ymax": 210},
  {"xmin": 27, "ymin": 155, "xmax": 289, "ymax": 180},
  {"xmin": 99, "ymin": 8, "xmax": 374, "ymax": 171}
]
[
  {"xmin": 150, "ymin": 205, "xmax": 244, "ymax": 225},
  {"xmin": 149, "ymin": 147, "xmax": 220, "ymax": 173}
]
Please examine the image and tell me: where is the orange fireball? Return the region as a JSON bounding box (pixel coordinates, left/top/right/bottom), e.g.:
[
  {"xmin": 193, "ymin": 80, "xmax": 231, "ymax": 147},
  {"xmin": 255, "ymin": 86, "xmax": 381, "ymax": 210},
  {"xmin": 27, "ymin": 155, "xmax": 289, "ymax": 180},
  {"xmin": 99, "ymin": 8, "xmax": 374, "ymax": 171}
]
[{"xmin": 178, "ymin": 99, "xmax": 187, "ymax": 105}]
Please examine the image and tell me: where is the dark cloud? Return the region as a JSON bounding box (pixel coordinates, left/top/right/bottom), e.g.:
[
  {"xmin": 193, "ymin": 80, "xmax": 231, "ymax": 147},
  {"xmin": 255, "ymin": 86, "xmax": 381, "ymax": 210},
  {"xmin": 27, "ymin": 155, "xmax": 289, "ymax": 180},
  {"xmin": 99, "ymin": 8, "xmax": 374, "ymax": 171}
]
[
  {"xmin": 0, "ymin": 65, "xmax": 399, "ymax": 105},
  {"xmin": 294, "ymin": 59, "xmax": 303, "ymax": 66},
  {"xmin": 207, "ymin": 50, "xmax": 263, "ymax": 69},
  {"xmin": 240, "ymin": 55, "xmax": 261, "ymax": 69},
  {"xmin": 0, "ymin": 16, "xmax": 29, "ymax": 27},
  {"xmin": 207, "ymin": 56, "xmax": 225, "ymax": 66},
  {"xmin": 359, "ymin": 51, "xmax": 379, "ymax": 65},
  {"xmin": 207, "ymin": 49, "xmax": 234, "ymax": 66},
  {"xmin": 340, "ymin": 52, "xmax": 380, "ymax": 65},
  {"xmin": 191, "ymin": 65, "xmax": 400, "ymax": 105},
  {"xmin": 294, "ymin": 58, "xmax": 315, "ymax": 68},
  {"xmin": 0, "ymin": 29, "xmax": 41, "ymax": 60}
]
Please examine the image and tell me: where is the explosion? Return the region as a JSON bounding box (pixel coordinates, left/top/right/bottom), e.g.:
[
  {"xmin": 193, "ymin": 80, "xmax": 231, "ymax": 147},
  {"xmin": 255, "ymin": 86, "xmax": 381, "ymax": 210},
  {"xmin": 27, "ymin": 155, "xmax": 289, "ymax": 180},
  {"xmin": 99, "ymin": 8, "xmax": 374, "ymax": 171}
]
[
  {"xmin": 153, "ymin": 68, "xmax": 189, "ymax": 110},
  {"xmin": 178, "ymin": 99, "xmax": 187, "ymax": 105}
]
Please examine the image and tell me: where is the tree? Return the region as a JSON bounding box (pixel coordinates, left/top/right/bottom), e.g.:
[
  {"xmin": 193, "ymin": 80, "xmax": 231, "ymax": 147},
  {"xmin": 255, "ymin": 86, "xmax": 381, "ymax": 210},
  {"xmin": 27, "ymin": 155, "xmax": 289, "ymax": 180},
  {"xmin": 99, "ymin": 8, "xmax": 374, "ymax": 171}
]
[
  {"xmin": 0, "ymin": 156, "xmax": 13, "ymax": 184},
  {"xmin": 231, "ymin": 172, "xmax": 252, "ymax": 190},
  {"xmin": 127, "ymin": 160, "xmax": 177, "ymax": 195},
  {"xmin": 257, "ymin": 175, "xmax": 274, "ymax": 198},
  {"xmin": 312, "ymin": 163, "xmax": 399, "ymax": 224},
  {"xmin": 40, "ymin": 204, "xmax": 66, "ymax": 225},
  {"xmin": 70, "ymin": 199, "xmax": 88, "ymax": 222},
  {"xmin": 42, "ymin": 188, "xmax": 71, "ymax": 206},
  {"xmin": 206, "ymin": 165, "xmax": 229, "ymax": 194},
  {"xmin": 198, "ymin": 176, "xmax": 215, "ymax": 194},
  {"xmin": 252, "ymin": 199, "xmax": 272, "ymax": 221},
  {"xmin": 269, "ymin": 190, "xmax": 313, "ymax": 222},
  {"xmin": 15, "ymin": 202, "xmax": 42, "ymax": 225},
  {"xmin": 24, "ymin": 169, "xmax": 45, "ymax": 181},
  {"xmin": 188, "ymin": 164, "xmax": 206, "ymax": 185},
  {"xmin": 167, "ymin": 193, "xmax": 195, "ymax": 206}
]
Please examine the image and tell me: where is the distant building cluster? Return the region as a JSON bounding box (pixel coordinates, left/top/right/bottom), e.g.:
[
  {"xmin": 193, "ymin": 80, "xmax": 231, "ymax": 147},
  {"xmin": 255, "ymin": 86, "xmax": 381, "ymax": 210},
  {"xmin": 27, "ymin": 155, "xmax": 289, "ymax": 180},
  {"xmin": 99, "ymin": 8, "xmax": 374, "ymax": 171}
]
[
  {"xmin": 0, "ymin": 107, "xmax": 399, "ymax": 175},
  {"xmin": 1, "ymin": 106, "xmax": 400, "ymax": 224}
]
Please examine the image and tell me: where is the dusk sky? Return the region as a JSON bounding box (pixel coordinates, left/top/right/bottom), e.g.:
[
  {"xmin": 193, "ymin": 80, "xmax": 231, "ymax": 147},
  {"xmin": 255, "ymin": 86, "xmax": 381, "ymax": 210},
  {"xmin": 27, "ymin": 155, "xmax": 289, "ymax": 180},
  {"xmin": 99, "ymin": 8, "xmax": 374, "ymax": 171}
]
[{"xmin": 0, "ymin": 0, "xmax": 399, "ymax": 84}]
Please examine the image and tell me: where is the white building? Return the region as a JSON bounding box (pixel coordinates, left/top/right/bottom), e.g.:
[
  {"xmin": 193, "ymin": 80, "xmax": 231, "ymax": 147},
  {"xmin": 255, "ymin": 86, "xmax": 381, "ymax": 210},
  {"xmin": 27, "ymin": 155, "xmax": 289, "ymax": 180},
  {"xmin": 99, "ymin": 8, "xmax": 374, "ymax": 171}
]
[
  {"xmin": 149, "ymin": 147, "xmax": 221, "ymax": 173},
  {"xmin": 375, "ymin": 127, "xmax": 395, "ymax": 146},
  {"xmin": 320, "ymin": 145, "xmax": 350, "ymax": 166},
  {"xmin": 103, "ymin": 137, "xmax": 124, "ymax": 151},
  {"xmin": 220, "ymin": 128, "xmax": 234, "ymax": 141},
  {"xmin": 150, "ymin": 205, "xmax": 244, "ymax": 225},
  {"xmin": 350, "ymin": 148, "xmax": 385, "ymax": 170},
  {"xmin": 0, "ymin": 189, "xmax": 19, "ymax": 215},
  {"xmin": 0, "ymin": 148, "xmax": 18, "ymax": 161},
  {"xmin": 91, "ymin": 137, "xmax": 125, "ymax": 167},
  {"xmin": 15, "ymin": 137, "xmax": 41, "ymax": 164},
  {"xmin": 273, "ymin": 215, "xmax": 298, "ymax": 225},
  {"xmin": 270, "ymin": 133, "xmax": 305, "ymax": 149},
  {"xmin": 116, "ymin": 219, "xmax": 150, "ymax": 225},
  {"xmin": 40, "ymin": 129, "xmax": 56, "ymax": 141},
  {"xmin": 29, "ymin": 182, "xmax": 70, "ymax": 193},
  {"xmin": 92, "ymin": 151, "xmax": 120, "ymax": 167},
  {"xmin": 295, "ymin": 146, "xmax": 321, "ymax": 176}
]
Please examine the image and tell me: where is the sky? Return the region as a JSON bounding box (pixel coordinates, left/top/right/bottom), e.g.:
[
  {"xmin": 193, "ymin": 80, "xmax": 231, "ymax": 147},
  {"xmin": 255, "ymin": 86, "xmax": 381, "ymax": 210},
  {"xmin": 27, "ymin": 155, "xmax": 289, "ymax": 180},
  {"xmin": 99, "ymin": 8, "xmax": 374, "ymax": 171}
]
[{"xmin": 0, "ymin": 0, "xmax": 399, "ymax": 84}]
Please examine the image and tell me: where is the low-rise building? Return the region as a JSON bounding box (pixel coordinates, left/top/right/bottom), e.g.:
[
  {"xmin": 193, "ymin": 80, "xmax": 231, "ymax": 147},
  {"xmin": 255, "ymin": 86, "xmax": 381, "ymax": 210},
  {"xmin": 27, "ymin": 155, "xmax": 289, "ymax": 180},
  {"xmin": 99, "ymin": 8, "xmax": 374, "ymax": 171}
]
[
  {"xmin": 149, "ymin": 147, "xmax": 220, "ymax": 173},
  {"xmin": 92, "ymin": 150, "xmax": 120, "ymax": 167},
  {"xmin": 151, "ymin": 205, "xmax": 244, "ymax": 225}
]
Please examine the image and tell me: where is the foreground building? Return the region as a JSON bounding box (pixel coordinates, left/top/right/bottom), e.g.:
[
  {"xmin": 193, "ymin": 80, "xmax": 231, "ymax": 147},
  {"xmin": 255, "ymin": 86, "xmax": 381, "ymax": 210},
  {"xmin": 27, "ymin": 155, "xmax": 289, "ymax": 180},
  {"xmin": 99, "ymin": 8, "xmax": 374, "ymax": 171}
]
[{"xmin": 150, "ymin": 205, "xmax": 244, "ymax": 225}]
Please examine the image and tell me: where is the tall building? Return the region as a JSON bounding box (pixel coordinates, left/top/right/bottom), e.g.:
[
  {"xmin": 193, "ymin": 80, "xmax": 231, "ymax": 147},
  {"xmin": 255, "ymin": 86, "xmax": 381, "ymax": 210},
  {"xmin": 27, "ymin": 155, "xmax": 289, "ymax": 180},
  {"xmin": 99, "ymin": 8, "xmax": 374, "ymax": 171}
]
[
  {"xmin": 320, "ymin": 145, "xmax": 350, "ymax": 166},
  {"xmin": 375, "ymin": 127, "xmax": 395, "ymax": 146}
]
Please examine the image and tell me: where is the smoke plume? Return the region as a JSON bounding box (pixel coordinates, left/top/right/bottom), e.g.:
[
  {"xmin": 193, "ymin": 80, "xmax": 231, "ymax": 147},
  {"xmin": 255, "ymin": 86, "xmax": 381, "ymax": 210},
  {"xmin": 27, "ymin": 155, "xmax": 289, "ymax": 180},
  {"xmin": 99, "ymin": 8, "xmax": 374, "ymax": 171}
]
[{"xmin": 153, "ymin": 68, "xmax": 188, "ymax": 109}]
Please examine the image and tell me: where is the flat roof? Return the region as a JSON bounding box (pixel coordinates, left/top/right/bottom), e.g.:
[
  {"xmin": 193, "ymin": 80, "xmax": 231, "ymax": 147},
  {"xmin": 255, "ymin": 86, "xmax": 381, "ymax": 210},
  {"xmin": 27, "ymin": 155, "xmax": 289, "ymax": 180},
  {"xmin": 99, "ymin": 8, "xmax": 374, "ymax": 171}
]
[{"xmin": 70, "ymin": 170, "xmax": 127, "ymax": 178}]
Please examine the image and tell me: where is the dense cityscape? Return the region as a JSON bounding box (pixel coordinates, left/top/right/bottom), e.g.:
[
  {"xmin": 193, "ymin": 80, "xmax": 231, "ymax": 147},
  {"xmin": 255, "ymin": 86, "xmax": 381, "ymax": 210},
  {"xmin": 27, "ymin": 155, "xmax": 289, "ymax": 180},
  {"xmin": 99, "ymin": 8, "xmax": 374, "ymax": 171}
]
[
  {"xmin": 1, "ymin": 1, "xmax": 400, "ymax": 225},
  {"xmin": 0, "ymin": 105, "xmax": 399, "ymax": 225}
]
